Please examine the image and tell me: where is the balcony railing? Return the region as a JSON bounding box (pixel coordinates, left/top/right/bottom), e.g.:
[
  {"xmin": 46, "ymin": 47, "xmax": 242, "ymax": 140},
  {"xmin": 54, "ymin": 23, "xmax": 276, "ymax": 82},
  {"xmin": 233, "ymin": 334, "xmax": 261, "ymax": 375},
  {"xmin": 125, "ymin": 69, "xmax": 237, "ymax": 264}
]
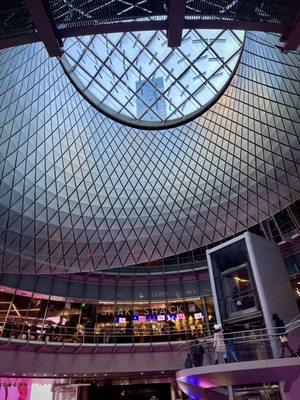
[
  {"xmin": 224, "ymin": 288, "xmax": 258, "ymax": 317},
  {"xmin": 179, "ymin": 316, "xmax": 300, "ymax": 366},
  {"xmin": 0, "ymin": 319, "xmax": 210, "ymax": 344},
  {"xmin": 0, "ymin": 316, "xmax": 299, "ymax": 361}
]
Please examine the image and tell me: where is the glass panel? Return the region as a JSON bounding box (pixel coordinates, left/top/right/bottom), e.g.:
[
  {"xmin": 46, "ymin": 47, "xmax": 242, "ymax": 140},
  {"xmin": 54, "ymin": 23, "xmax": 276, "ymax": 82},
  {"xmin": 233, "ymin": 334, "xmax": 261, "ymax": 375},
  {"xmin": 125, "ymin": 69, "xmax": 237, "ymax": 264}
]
[
  {"xmin": 3, "ymin": 293, "xmax": 31, "ymax": 338},
  {"xmin": 61, "ymin": 29, "xmax": 244, "ymax": 128},
  {"xmin": 222, "ymin": 265, "xmax": 257, "ymax": 317},
  {"xmin": 274, "ymin": 209, "xmax": 296, "ymax": 236},
  {"xmin": 0, "ymin": 290, "xmax": 13, "ymax": 337}
]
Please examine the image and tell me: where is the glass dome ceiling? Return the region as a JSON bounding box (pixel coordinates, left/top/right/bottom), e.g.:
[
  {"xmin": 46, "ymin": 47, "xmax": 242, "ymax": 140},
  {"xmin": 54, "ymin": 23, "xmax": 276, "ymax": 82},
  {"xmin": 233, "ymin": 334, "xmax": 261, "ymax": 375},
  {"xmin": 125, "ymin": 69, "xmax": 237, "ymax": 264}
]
[
  {"xmin": 0, "ymin": 32, "xmax": 299, "ymax": 273},
  {"xmin": 61, "ymin": 29, "xmax": 245, "ymax": 129}
]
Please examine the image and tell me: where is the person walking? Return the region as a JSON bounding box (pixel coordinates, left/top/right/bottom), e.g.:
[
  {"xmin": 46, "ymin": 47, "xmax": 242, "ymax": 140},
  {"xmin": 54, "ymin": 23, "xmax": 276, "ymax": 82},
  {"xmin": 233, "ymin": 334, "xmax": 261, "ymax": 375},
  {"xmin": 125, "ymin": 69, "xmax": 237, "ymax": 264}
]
[
  {"xmin": 223, "ymin": 323, "xmax": 238, "ymax": 363},
  {"xmin": 272, "ymin": 313, "xmax": 296, "ymax": 358},
  {"xmin": 213, "ymin": 324, "xmax": 228, "ymax": 364}
]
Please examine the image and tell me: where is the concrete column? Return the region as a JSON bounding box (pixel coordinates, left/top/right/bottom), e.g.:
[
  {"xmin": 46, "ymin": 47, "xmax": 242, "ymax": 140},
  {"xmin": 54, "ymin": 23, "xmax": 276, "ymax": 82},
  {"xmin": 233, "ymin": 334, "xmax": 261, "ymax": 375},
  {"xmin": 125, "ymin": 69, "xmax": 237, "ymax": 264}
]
[
  {"xmin": 171, "ymin": 381, "xmax": 183, "ymax": 400},
  {"xmin": 228, "ymin": 385, "xmax": 234, "ymax": 400}
]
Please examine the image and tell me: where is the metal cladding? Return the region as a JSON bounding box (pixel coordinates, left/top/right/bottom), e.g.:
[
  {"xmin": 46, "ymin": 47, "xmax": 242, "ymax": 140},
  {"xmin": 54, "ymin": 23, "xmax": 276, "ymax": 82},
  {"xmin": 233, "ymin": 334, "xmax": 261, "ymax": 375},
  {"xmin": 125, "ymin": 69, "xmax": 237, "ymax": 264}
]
[{"xmin": 0, "ymin": 32, "xmax": 299, "ymax": 274}]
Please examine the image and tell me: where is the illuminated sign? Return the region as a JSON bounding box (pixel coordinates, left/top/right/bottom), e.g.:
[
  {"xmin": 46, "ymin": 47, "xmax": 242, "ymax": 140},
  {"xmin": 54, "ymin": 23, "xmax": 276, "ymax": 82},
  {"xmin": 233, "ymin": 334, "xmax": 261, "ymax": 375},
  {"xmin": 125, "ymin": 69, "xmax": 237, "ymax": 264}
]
[
  {"xmin": 115, "ymin": 317, "xmax": 127, "ymax": 323},
  {"xmin": 99, "ymin": 305, "xmax": 185, "ymax": 316},
  {"xmin": 188, "ymin": 304, "xmax": 196, "ymax": 312},
  {"xmin": 166, "ymin": 314, "xmax": 176, "ymax": 321},
  {"xmin": 194, "ymin": 312, "xmax": 204, "ymax": 320}
]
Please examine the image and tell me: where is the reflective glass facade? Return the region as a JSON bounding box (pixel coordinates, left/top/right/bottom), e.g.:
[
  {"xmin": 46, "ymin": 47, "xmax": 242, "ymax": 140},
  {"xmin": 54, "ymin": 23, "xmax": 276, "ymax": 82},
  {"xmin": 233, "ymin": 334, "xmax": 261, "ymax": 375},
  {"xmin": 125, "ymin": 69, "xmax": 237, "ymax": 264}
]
[{"xmin": 0, "ymin": 32, "xmax": 299, "ymax": 275}]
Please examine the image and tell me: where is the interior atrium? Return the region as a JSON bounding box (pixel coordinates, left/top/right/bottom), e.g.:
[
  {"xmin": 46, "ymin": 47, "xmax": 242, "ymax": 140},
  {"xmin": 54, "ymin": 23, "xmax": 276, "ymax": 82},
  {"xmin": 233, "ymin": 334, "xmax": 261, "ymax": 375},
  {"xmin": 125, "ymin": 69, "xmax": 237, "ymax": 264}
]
[{"xmin": 0, "ymin": 1, "xmax": 299, "ymax": 400}]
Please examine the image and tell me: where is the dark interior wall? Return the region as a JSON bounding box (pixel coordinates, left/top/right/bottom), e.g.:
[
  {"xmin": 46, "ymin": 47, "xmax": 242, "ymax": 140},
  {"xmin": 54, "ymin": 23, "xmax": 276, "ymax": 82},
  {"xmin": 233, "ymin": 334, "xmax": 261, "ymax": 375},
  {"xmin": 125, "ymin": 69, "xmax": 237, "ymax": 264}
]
[{"xmin": 86, "ymin": 383, "xmax": 171, "ymax": 400}]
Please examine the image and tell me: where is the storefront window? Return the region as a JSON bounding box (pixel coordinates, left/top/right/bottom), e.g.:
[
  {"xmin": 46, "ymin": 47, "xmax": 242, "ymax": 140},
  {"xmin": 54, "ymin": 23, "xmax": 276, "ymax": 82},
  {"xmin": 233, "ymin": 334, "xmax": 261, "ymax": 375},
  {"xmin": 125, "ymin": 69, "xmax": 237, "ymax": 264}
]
[
  {"xmin": 150, "ymin": 285, "xmax": 166, "ymax": 301},
  {"xmin": 0, "ymin": 288, "xmax": 216, "ymax": 343},
  {"xmin": 0, "ymin": 290, "xmax": 13, "ymax": 337}
]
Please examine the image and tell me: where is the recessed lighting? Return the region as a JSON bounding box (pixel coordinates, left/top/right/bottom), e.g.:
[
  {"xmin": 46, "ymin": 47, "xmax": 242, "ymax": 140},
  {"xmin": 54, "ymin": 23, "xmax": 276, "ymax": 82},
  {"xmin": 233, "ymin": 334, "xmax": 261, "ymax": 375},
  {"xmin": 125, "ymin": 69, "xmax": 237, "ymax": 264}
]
[
  {"xmin": 140, "ymin": 372, "xmax": 143, "ymax": 375},
  {"xmin": 104, "ymin": 373, "xmax": 108, "ymax": 376},
  {"xmin": 161, "ymin": 371, "xmax": 164, "ymax": 374}
]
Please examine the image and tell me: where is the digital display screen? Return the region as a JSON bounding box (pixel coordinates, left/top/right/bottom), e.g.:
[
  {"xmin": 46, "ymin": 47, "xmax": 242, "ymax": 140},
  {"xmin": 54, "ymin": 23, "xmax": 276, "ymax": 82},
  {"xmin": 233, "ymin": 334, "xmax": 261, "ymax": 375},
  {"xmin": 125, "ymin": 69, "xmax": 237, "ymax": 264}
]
[
  {"xmin": 194, "ymin": 312, "xmax": 204, "ymax": 320},
  {"xmin": 0, "ymin": 382, "xmax": 53, "ymax": 400},
  {"xmin": 166, "ymin": 314, "xmax": 176, "ymax": 321},
  {"xmin": 114, "ymin": 317, "xmax": 126, "ymax": 323}
]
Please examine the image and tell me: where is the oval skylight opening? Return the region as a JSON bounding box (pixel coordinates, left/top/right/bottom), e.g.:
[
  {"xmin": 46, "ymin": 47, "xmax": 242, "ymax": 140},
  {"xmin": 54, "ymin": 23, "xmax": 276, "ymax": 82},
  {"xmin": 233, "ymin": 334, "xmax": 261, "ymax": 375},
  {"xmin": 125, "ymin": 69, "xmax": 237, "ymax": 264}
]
[{"xmin": 61, "ymin": 29, "xmax": 245, "ymax": 129}]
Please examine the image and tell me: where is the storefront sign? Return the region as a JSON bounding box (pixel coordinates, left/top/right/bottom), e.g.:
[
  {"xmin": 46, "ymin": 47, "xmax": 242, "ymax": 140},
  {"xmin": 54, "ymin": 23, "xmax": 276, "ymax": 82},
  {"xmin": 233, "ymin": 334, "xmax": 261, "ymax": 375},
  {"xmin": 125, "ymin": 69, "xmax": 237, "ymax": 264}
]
[{"xmin": 99, "ymin": 305, "xmax": 185, "ymax": 316}]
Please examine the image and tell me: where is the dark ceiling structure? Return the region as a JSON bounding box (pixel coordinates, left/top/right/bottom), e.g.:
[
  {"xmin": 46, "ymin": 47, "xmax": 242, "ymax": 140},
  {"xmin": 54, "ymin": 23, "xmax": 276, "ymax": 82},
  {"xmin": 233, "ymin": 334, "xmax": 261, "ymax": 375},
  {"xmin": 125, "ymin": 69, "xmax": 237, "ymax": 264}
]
[{"xmin": 0, "ymin": 0, "xmax": 299, "ymax": 56}]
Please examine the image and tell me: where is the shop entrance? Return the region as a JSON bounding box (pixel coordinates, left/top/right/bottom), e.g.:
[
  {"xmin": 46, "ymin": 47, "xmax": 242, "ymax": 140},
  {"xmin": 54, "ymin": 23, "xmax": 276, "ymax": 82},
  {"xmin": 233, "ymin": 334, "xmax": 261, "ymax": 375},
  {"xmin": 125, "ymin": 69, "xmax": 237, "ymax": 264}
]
[{"xmin": 86, "ymin": 383, "xmax": 171, "ymax": 400}]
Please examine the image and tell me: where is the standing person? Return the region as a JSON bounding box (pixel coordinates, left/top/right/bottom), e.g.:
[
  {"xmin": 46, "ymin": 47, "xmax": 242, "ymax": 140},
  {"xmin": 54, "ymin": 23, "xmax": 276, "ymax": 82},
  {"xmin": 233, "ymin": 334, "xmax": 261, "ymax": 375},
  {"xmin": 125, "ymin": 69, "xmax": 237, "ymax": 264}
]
[
  {"xmin": 272, "ymin": 313, "xmax": 297, "ymax": 358},
  {"xmin": 223, "ymin": 323, "xmax": 238, "ymax": 363},
  {"xmin": 29, "ymin": 321, "xmax": 38, "ymax": 340},
  {"xmin": 43, "ymin": 322, "xmax": 54, "ymax": 342},
  {"xmin": 184, "ymin": 352, "xmax": 193, "ymax": 369},
  {"xmin": 2, "ymin": 320, "xmax": 13, "ymax": 338},
  {"xmin": 190, "ymin": 339, "xmax": 205, "ymax": 367},
  {"xmin": 232, "ymin": 286, "xmax": 242, "ymax": 312},
  {"xmin": 213, "ymin": 324, "xmax": 228, "ymax": 364}
]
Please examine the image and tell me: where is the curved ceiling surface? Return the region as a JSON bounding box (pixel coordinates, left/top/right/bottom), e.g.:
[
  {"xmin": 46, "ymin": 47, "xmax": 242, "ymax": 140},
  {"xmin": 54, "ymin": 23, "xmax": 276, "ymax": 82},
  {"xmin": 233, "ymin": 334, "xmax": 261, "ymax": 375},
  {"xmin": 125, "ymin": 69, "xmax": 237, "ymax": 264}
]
[
  {"xmin": 61, "ymin": 29, "xmax": 244, "ymax": 129},
  {"xmin": 0, "ymin": 32, "xmax": 299, "ymax": 274}
]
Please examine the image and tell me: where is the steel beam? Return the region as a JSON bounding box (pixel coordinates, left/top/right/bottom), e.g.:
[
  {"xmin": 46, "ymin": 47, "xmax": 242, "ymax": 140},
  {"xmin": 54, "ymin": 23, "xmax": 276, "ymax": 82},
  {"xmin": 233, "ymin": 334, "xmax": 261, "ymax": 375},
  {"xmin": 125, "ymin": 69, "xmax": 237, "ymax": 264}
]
[
  {"xmin": 282, "ymin": 12, "xmax": 300, "ymax": 52},
  {"xmin": 185, "ymin": 19, "xmax": 286, "ymax": 33},
  {"xmin": 59, "ymin": 20, "xmax": 167, "ymax": 39},
  {"xmin": 24, "ymin": 0, "xmax": 62, "ymax": 57},
  {"xmin": 59, "ymin": 19, "xmax": 286, "ymax": 40},
  {"xmin": 0, "ymin": 19, "xmax": 291, "ymax": 55},
  {"xmin": 0, "ymin": 34, "xmax": 40, "ymax": 51},
  {"xmin": 167, "ymin": 0, "xmax": 186, "ymax": 48}
]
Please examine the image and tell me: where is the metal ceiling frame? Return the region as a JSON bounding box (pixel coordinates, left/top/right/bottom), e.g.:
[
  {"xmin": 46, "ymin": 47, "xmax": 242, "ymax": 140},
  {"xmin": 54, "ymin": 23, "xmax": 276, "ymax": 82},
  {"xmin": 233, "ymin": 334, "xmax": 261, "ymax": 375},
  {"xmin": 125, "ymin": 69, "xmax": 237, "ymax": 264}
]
[{"xmin": 0, "ymin": 1, "xmax": 299, "ymax": 55}]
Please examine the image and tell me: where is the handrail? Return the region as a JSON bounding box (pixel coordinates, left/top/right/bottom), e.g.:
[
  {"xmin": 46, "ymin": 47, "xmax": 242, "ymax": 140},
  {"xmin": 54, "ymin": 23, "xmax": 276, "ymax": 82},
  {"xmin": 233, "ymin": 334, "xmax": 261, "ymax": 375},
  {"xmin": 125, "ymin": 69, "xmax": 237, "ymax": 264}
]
[
  {"xmin": 179, "ymin": 316, "xmax": 300, "ymax": 353},
  {"xmin": 0, "ymin": 319, "xmax": 211, "ymax": 344},
  {"xmin": 175, "ymin": 317, "xmax": 300, "ymax": 368},
  {"xmin": 0, "ymin": 316, "xmax": 298, "ymax": 348}
]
